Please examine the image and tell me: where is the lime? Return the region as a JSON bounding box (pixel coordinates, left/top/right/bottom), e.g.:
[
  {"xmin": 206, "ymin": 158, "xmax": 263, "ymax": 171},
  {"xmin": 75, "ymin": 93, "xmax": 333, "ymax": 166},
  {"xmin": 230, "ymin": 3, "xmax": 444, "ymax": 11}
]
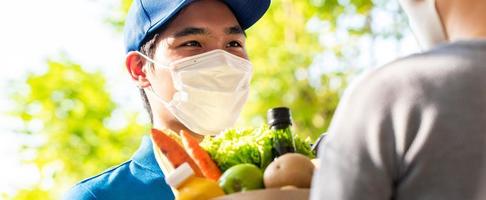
[{"xmin": 218, "ymin": 164, "xmax": 264, "ymax": 194}]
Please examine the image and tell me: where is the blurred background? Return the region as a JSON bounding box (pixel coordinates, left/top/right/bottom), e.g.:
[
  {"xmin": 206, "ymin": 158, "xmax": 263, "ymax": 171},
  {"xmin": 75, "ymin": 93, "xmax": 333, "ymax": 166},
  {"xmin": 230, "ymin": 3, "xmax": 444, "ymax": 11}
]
[{"xmin": 0, "ymin": 0, "xmax": 419, "ymax": 199}]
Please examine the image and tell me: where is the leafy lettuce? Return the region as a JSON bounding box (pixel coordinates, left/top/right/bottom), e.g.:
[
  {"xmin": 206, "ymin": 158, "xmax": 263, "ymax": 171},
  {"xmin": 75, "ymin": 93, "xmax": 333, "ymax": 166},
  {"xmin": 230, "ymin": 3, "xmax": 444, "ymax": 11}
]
[{"xmin": 200, "ymin": 126, "xmax": 315, "ymax": 172}]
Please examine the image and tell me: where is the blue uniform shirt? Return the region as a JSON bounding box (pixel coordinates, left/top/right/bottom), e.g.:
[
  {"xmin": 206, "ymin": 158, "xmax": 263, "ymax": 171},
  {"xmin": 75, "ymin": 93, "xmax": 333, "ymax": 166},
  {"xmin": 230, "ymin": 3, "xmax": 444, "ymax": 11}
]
[{"xmin": 64, "ymin": 136, "xmax": 175, "ymax": 200}]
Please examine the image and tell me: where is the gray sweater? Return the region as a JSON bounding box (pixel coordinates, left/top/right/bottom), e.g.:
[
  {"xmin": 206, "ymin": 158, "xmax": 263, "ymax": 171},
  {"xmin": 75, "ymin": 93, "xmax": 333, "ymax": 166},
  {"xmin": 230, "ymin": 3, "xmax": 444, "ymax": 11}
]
[{"xmin": 311, "ymin": 40, "xmax": 486, "ymax": 200}]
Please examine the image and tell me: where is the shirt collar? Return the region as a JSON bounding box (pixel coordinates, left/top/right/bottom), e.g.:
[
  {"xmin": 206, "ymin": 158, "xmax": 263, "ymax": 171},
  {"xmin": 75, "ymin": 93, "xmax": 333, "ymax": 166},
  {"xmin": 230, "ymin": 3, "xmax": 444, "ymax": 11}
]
[{"xmin": 131, "ymin": 136, "xmax": 163, "ymax": 174}]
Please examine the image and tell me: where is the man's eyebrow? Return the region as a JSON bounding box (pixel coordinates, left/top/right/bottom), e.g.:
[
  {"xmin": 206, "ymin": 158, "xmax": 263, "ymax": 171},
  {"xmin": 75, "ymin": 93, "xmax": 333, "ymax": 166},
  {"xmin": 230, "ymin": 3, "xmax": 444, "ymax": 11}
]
[
  {"xmin": 173, "ymin": 27, "xmax": 208, "ymax": 38},
  {"xmin": 225, "ymin": 26, "xmax": 246, "ymax": 37}
]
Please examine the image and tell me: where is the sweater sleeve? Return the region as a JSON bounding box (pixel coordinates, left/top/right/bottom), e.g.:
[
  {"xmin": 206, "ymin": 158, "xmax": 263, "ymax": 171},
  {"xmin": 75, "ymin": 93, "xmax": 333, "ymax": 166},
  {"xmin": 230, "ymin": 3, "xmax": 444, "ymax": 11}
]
[
  {"xmin": 311, "ymin": 42, "xmax": 486, "ymax": 200},
  {"xmin": 310, "ymin": 66, "xmax": 416, "ymax": 200}
]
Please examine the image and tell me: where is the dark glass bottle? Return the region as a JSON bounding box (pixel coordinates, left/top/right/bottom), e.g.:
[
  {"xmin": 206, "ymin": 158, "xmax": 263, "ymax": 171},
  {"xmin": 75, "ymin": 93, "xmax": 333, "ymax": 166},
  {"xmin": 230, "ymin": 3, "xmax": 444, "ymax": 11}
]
[{"xmin": 267, "ymin": 107, "xmax": 296, "ymax": 157}]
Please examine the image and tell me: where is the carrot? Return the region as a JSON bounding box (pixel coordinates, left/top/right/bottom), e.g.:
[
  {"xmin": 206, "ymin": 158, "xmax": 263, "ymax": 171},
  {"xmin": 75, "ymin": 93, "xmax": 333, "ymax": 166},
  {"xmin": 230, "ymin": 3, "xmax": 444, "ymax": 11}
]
[
  {"xmin": 162, "ymin": 128, "xmax": 182, "ymax": 145},
  {"xmin": 180, "ymin": 130, "xmax": 222, "ymax": 181},
  {"xmin": 151, "ymin": 128, "xmax": 203, "ymax": 177}
]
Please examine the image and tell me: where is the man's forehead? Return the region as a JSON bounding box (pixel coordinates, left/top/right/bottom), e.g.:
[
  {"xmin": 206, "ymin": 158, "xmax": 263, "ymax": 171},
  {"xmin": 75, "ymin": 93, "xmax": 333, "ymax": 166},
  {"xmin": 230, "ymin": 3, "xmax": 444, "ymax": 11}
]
[{"xmin": 171, "ymin": 26, "xmax": 245, "ymax": 38}]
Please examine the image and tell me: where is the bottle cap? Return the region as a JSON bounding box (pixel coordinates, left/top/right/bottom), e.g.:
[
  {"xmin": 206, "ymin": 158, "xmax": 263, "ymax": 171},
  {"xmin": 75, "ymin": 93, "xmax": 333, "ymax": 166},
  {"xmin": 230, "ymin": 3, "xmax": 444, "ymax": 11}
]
[
  {"xmin": 164, "ymin": 163, "xmax": 194, "ymax": 188},
  {"xmin": 267, "ymin": 107, "xmax": 292, "ymax": 128}
]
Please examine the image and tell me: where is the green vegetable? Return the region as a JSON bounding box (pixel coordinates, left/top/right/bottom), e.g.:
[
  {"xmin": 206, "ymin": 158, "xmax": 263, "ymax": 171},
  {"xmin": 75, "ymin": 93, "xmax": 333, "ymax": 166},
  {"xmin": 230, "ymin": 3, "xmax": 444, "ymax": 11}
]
[{"xmin": 200, "ymin": 126, "xmax": 315, "ymax": 172}]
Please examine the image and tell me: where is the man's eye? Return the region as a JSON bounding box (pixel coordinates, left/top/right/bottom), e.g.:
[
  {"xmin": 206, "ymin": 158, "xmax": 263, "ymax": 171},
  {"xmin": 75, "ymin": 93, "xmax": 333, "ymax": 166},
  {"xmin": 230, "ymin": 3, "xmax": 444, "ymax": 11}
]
[
  {"xmin": 181, "ymin": 41, "xmax": 202, "ymax": 47},
  {"xmin": 227, "ymin": 41, "xmax": 242, "ymax": 48}
]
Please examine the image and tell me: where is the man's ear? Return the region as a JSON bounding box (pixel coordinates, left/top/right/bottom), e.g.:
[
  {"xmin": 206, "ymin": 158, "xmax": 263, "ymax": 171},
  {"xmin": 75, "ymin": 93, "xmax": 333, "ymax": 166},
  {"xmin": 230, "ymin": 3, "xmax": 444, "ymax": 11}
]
[{"xmin": 125, "ymin": 51, "xmax": 151, "ymax": 88}]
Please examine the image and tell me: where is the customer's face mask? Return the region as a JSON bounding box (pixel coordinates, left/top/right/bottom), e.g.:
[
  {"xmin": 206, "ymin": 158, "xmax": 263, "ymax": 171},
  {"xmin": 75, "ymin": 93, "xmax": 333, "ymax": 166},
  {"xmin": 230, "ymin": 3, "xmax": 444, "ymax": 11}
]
[
  {"xmin": 399, "ymin": 0, "xmax": 447, "ymax": 50},
  {"xmin": 137, "ymin": 49, "xmax": 252, "ymax": 135}
]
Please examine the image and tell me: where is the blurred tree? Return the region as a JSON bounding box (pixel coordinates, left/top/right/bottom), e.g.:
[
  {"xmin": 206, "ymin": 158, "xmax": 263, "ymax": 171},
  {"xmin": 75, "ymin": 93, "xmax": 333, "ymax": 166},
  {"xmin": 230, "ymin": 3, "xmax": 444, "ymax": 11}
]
[
  {"xmin": 8, "ymin": 60, "xmax": 146, "ymax": 199},
  {"xmin": 240, "ymin": 0, "xmax": 358, "ymax": 138},
  {"xmin": 241, "ymin": 0, "xmax": 406, "ymax": 139}
]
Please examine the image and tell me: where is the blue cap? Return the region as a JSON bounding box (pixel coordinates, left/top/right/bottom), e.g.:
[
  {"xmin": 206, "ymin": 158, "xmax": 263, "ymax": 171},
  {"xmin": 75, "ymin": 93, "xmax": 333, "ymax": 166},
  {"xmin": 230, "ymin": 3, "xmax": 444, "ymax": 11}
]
[{"xmin": 124, "ymin": 0, "xmax": 271, "ymax": 53}]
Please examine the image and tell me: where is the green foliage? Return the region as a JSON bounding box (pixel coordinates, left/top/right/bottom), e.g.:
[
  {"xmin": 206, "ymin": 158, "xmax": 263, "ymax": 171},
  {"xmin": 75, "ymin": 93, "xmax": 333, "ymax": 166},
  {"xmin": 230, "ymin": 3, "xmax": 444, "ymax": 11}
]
[
  {"xmin": 9, "ymin": 187, "xmax": 52, "ymax": 200},
  {"xmin": 8, "ymin": 60, "xmax": 146, "ymax": 199},
  {"xmin": 106, "ymin": 0, "xmax": 133, "ymax": 32}
]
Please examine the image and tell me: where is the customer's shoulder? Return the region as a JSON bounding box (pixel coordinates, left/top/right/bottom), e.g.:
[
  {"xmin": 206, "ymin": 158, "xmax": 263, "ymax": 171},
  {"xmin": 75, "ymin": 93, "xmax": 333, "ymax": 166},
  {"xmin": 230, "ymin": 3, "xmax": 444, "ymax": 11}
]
[
  {"xmin": 341, "ymin": 43, "xmax": 483, "ymax": 108},
  {"xmin": 358, "ymin": 44, "xmax": 483, "ymax": 93},
  {"xmin": 381, "ymin": 42, "xmax": 485, "ymax": 80}
]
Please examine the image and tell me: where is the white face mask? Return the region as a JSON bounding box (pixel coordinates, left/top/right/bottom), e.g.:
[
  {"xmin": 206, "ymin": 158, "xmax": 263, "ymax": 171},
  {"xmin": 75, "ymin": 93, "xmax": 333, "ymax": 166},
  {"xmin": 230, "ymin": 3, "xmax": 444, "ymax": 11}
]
[
  {"xmin": 138, "ymin": 49, "xmax": 252, "ymax": 135},
  {"xmin": 399, "ymin": 0, "xmax": 447, "ymax": 50}
]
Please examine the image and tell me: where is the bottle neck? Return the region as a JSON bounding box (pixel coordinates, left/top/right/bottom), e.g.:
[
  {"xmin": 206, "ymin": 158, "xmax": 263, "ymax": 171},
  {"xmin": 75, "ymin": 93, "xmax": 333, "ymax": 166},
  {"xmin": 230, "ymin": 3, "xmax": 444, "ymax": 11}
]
[{"xmin": 270, "ymin": 123, "xmax": 292, "ymax": 130}]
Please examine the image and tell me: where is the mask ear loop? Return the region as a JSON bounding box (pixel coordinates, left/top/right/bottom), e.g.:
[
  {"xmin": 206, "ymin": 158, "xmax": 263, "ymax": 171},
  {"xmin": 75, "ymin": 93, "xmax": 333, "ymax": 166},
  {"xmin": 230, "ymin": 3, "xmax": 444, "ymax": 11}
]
[
  {"xmin": 135, "ymin": 51, "xmax": 172, "ymax": 69},
  {"xmin": 135, "ymin": 51, "xmax": 188, "ymax": 106}
]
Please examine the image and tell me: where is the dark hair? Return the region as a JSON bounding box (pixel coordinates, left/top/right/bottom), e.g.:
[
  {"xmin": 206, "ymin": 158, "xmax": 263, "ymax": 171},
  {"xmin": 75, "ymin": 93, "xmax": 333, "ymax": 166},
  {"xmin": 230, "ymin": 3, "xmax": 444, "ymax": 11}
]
[{"xmin": 138, "ymin": 33, "xmax": 160, "ymax": 124}]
